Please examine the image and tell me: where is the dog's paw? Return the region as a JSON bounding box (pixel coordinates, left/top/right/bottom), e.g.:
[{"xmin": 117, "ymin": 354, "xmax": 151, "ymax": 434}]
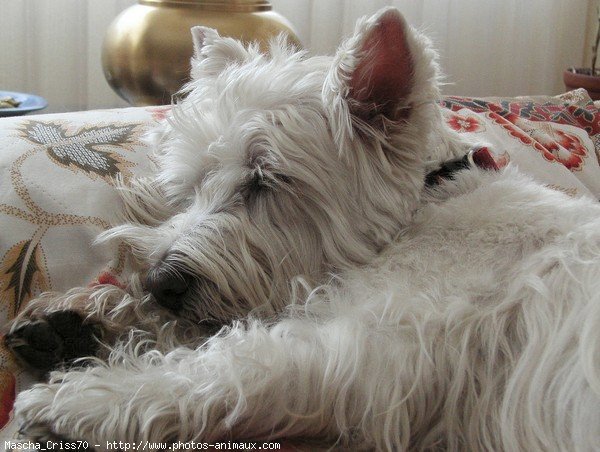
[{"xmin": 4, "ymin": 310, "xmax": 101, "ymax": 373}]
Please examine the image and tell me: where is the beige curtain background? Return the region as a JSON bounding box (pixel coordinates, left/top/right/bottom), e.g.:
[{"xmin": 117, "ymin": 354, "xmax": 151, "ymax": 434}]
[
  {"xmin": 0, "ymin": 0, "xmax": 135, "ymax": 113},
  {"xmin": 0, "ymin": 0, "xmax": 594, "ymax": 113},
  {"xmin": 272, "ymin": 0, "xmax": 593, "ymax": 98}
]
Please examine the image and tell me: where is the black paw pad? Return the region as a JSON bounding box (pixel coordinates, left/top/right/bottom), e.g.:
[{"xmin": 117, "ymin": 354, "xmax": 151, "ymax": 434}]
[{"xmin": 5, "ymin": 310, "xmax": 101, "ymax": 373}]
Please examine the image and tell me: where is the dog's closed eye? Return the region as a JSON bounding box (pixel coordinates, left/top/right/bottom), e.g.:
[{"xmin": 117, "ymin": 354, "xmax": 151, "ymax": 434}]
[
  {"xmin": 241, "ymin": 146, "xmax": 291, "ymax": 203},
  {"xmin": 241, "ymin": 166, "xmax": 291, "ymax": 204}
]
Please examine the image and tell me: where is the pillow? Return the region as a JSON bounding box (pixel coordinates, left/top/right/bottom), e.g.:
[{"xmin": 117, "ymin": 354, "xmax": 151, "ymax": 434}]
[
  {"xmin": 441, "ymin": 89, "xmax": 600, "ymax": 198},
  {"xmin": 0, "ymin": 105, "xmax": 168, "ymax": 439}
]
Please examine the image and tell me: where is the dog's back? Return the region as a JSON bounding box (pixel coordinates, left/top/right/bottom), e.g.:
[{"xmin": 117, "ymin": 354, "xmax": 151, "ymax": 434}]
[{"xmin": 315, "ymin": 165, "xmax": 600, "ymax": 449}]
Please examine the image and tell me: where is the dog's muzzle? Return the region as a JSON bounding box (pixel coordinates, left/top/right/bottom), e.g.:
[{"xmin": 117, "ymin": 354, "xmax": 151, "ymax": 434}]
[{"xmin": 145, "ymin": 267, "xmax": 191, "ymax": 312}]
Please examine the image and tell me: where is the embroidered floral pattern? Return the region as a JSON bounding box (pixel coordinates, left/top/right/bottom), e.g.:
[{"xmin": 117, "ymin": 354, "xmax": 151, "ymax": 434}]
[
  {"xmin": 442, "ymin": 93, "xmax": 600, "ymax": 136},
  {"xmin": 0, "ymin": 111, "xmax": 156, "ymax": 430},
  {"xmin": 442, "ymin": 91, "xmax": 600, "ymax": 175},
  {"xmin": 20, "ymin": 121, "xmax": 140, "ymax": 183},
  {"xmin": 447, "ymin": 113, "xmax": 485, "ymax": 133},
  {"xmin": 147, "ymin": 106, "xmax": 172, "ymax": 122},
  {"xmin": 484, "ymin": 111, "xmax": 550, "ymax": 156},
  {"xmin": 537, "ymin": 130, "xmax": 588, "ymax": 171},
  {"xmin": 0, "ymin": 346, "xmax": 16, "ymax": 429},
  {"xmin": 0, "ymin": 239, "xmax": 48, "ymax": 317}
]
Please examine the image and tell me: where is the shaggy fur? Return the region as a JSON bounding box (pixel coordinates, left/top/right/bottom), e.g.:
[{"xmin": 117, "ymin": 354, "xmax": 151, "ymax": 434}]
[{"xmin": 6, "ymin": 7, "xmax": 600, "ymax": 451}]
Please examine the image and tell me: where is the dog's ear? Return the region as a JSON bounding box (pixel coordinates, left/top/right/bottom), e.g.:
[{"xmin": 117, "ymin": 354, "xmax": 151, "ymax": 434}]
[
  {"xmin": 190, "ymin": 27, "xmax": 250, "ymax": 78},
  {"xmin": 324, "ymin": 7, "xmax": 439, "ymax": 145}
]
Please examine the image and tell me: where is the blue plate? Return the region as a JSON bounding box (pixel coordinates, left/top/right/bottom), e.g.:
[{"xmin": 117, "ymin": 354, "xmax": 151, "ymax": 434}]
[{"xmin": 0, "ymin": 90, "xmax": 48, "ymax": 117}]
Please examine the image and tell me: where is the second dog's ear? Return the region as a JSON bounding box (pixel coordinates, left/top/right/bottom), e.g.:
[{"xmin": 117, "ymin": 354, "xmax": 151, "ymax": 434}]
[
  {"xmin": 190, "ymin": 27, "xmax": 250, "ymax": 79},
  {"xmin": 324, "ymin": 7, "xmax": 439, "ymax": 144}
]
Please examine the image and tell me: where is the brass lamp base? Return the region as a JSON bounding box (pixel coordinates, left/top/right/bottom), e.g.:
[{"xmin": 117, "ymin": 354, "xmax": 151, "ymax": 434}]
[{"xmin": 102, "ymin": 0, "xmax": 301, "ymax": 106}]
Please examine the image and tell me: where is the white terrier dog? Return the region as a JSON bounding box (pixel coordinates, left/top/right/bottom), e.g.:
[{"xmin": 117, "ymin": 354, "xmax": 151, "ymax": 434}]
[{"xmin": 5, "ymin": 7, "xmax": 600, "ymax": 451}]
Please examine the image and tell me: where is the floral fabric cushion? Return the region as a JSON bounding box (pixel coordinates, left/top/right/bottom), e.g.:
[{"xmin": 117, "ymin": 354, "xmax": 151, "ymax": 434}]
[
  {"xmin": 0, "ymin": 91, "xmax": 599, "ymax": 443},
  {"xmin": 0, "ymin": 105, "xmax": 169, "ymax": 441},
  {"xmin": 441, "ymin": 89, "xmax": 600, "ymax": 197}
]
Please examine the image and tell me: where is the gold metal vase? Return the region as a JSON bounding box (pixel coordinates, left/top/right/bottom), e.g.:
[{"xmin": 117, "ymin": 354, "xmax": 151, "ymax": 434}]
[{"xmin": 102, "ymin": 0, "xmax": 301, "ymax": 106}]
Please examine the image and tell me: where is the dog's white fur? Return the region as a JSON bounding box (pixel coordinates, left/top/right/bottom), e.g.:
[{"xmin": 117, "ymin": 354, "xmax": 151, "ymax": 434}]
[{"xmin": 9, "ymin": 8, "xmax": 600, "ymax": 451}]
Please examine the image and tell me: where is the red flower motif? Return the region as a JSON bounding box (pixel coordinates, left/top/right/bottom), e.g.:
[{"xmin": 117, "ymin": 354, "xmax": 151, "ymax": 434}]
[
  {"xmin": 146, "ymin": 106, "xmax": 172, "ymax": 122},
  {"xmin": 0, "ymin": 370, "xmax": 15, "ymax": 429},
  {"xmin": 0, "ymin": 343, "xmax": 17, "ymax": 430},
  {"xmin": 486, "ymin": 111, "xmax": 550, "ymax": 157},
  {"xmin": 447, "ymin": 114, "xmax": 485, "ymax": 133},
  {"xmin": 538, "ymin": 130, "xmax": 588, "ymax": 171},
  {"xmin": 487, "ymin": 109, "xmax": 589, "ymax": 171},
  {"xmin": 88, "ymin": 271, "xmax": 125, "ymax": 290}
]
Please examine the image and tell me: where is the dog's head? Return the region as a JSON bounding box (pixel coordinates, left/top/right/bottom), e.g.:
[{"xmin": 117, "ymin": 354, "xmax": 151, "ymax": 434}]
[{"xmin": 105, "ymin": 8, "xmax": 444, "ymax": 325}]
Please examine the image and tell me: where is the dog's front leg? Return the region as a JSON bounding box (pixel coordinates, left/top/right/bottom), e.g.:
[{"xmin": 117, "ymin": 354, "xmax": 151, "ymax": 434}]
[
  {"xmin": 3, "ymin": 285, "xmax": 135, "ymax": 373},
  {"xmin": 15, "ymin": 316, "xmax": 427, "ymax": 450},
  {"xmin": 3, "ymin": 281, "xmax": 200, "ymax": 374}
]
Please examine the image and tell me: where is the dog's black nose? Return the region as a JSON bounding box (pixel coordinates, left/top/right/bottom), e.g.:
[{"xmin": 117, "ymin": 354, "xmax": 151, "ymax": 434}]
[{"xmin": 145, "ymin": 269, "xmax": 190, "ymax": 312}]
